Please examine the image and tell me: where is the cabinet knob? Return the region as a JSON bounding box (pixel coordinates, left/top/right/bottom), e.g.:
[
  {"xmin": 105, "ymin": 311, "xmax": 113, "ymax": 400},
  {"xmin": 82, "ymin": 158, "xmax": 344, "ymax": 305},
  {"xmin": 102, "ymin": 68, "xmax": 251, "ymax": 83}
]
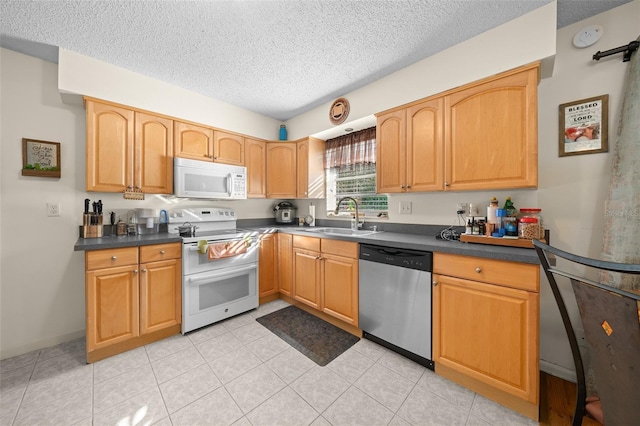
[
  {"xmin": 445, "ymin": 182, "xmax": 450, "ymax": 187},
  {"xmin": 214, "ymin": 156, "xmax": 218, "ymax": 160},
  {"xmin": 111, "ymin": 256, "xmax": 117, "ymax": 261},
  {"xmin": 160, "ymin": 250, "xmax": 165, "ymax": 255},
  {"xmin": 133, "ymin": 269, "xmax": 138, "ymax": 274},
  {"xmin": 432, "ymin": 281, "xmax": 438, "ymax": 286},
  {"xmin": 142, "ymin": 269, "xmax": 147, "ymax": 273},
  {"xmin": 400, "ymin": 185, "xmax": 406, "ymax": 189},
  {"xmin": 406, "ymin": 185, "xmax": 411, "ymax": 189},
  {"xmin": 475, "ymin": 267, "xmax": 482, "ymax": 273}
]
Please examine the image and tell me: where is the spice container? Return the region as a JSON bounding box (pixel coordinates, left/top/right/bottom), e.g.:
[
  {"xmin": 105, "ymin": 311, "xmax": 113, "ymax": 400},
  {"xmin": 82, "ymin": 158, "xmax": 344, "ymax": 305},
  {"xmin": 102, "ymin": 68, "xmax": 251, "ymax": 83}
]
[
  {"xmin": 518, "ymin": 217, "xmax": 540, "ymax": 239},
  {"xmin": 519, "ymin": 208, "xmax": 544, "ymax": 238}
]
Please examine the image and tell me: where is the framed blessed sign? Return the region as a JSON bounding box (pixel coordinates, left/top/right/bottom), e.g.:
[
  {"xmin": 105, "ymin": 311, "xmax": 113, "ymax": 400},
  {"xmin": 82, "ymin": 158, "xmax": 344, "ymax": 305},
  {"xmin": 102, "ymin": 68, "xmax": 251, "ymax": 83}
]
[
  {"xmin": 559, "ymin": 94, "xmax": 608, "ymax": 157},
  {"xmin": 22, "ymin": 138, "xmax": 61, "ymax": 177}
]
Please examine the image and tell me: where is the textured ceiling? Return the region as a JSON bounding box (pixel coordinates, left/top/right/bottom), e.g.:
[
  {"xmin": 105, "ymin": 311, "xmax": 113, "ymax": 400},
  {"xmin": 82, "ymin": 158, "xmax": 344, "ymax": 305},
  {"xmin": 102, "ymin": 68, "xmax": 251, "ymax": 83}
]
[{"xmin": 0, "ymin": 0, "xmax": 633, "ymax": 121}]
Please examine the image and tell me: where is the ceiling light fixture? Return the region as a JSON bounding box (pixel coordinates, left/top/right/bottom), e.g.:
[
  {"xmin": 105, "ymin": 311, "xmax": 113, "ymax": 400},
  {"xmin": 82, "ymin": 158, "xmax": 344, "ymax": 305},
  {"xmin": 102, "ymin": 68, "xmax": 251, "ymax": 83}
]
[{"xmin": 345, "ymin": 128, "xmax": 354, "ymax": 132}]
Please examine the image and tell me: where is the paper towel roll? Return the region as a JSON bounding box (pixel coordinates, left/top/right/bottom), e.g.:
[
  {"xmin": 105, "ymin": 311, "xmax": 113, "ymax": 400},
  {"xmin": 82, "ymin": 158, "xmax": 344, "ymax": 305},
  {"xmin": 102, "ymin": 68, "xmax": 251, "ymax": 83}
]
[{"xmin": 309, "ymin": 204, "xmax": 316, "ymax": 227}]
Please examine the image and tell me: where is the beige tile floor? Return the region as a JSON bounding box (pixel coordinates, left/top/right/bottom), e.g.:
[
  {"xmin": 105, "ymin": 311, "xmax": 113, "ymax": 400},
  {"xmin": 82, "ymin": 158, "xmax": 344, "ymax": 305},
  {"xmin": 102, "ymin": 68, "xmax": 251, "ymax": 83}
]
[{"xmin": 0, "ymin": 300, "xmax": 537, "ymax": 426}]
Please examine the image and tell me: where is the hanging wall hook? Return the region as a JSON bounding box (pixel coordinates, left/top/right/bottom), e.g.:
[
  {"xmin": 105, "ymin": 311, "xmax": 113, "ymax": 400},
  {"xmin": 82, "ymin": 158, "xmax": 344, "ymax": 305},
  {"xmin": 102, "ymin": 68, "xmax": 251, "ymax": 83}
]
[{"xmin": 593, "ymin": 40, "xmax": 639, "ymax": 62}]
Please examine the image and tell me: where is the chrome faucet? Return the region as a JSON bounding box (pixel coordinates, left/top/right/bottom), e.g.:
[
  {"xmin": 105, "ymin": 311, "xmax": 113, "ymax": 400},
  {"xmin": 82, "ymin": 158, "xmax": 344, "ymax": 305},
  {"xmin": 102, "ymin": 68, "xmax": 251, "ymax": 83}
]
[{"xmin": 334, "ymin": 197, "xmax": 364, "ymax": 230}]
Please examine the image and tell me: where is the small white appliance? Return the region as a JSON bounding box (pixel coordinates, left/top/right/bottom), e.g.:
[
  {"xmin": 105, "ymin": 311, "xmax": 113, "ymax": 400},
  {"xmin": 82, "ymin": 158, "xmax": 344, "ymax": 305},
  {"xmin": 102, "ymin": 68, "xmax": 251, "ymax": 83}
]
[{"xmin": 174, "ymin": 157, "xmax": 247, "ymax": 200}]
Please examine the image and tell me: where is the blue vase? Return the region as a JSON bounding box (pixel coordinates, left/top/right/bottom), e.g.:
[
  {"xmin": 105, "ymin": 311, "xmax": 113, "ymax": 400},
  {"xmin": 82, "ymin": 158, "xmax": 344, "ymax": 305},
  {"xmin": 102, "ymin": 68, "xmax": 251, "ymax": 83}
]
[{"xmin": 279, "ymin": 125, "xmax": 287, "ymax": 141}]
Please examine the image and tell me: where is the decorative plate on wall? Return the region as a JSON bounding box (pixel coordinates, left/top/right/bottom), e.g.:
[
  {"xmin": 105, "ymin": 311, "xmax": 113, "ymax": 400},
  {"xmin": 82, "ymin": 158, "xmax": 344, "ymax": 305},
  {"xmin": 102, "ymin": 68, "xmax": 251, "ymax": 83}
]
[{"xmin": 329, "ymin": 98, "xmax": 350, "ymax": 125}]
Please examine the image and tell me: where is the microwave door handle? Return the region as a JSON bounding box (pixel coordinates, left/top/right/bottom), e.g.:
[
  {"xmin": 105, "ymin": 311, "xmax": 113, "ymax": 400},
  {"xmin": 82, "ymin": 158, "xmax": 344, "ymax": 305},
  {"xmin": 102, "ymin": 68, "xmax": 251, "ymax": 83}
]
[{"xmin": 227, "ymin": 173, "xmax": 233, "ymax": 196}]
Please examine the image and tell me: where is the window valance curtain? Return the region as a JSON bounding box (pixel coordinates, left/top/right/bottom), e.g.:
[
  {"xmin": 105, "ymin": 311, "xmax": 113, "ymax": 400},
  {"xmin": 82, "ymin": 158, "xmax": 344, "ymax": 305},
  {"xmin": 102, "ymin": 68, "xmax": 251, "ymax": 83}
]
[{"xmin": 324, "ymin": 127, "xmax": 376, "ymax": 169}]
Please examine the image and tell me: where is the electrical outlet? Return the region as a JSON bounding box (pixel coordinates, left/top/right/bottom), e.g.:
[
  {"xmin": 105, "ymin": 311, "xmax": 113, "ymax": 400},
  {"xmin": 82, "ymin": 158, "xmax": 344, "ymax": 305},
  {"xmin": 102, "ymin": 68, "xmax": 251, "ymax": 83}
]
[
  {"xmin": 399, "ymin": 201, "xmax": 412, "ymax": 214},
  {"xmin": 456, "ymin": 203, "xmax": 467, "ymax": 215},
  {"xmin": 47, "ymin": 202, "xmax": 60, "ymax": 217}
]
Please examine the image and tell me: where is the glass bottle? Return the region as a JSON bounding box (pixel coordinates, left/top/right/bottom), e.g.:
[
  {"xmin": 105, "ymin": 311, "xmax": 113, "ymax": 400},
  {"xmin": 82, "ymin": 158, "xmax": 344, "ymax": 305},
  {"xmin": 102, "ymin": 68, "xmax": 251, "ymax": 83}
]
[
  {"xmin": 503, "ymin": 196, "xmax": 517, "ymax": 217},
  {"xmin": 487, "ymin": 197, "xmax": 499, "ymax": 224}
]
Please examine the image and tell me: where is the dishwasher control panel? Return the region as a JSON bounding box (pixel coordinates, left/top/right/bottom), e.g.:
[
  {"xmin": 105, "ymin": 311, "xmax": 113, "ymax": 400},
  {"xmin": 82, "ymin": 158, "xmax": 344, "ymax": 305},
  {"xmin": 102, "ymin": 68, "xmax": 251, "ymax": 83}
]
[{"xmin": 359, "ymin": 244, "xmax": 432, "ymax": 272}]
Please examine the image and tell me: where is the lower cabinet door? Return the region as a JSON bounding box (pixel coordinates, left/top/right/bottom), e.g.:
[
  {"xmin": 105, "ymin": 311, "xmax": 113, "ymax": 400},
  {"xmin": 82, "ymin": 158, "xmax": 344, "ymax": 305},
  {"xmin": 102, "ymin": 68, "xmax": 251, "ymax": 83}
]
[
  {"xmin": 86, "ymin": 265, "xmax": 139, "ymax": 351},
  {"xmin": 258, "ymin": 233, "xmax": 278, "ymax": 297},
  {"xmin": 322, "ymin": 254, "xmax": 358, "ymax": 326},
  {"xmin": 293, "ymin": 249, "xmax": 320, "ymax": 309},
  {"xmin": 278, "ymin": 233, "xmax": 293, "ymax": 296},
  {"xmin": 433, "ymin": 273, "xmax": 539, "ymax": 403},
  {"xmin": 139, "ymin": 259, "xmax": 181, "ymax": 335}
]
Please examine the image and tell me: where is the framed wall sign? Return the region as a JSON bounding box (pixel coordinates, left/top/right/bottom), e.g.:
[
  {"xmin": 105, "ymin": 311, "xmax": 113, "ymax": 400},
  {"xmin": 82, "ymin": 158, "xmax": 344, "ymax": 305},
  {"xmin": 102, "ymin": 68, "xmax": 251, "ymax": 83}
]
[
  {"xmin": 22, "ymin": 138, "xmax": 61, "ymax": 177},
  {"xmin": 559, "ymin": 94, "xmax": 608, "ymax": 157}
]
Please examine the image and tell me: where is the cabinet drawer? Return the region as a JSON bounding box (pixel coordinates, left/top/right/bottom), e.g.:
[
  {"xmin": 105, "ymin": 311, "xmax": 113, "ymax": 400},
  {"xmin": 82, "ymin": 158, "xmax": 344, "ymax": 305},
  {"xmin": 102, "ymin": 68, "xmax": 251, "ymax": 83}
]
[
  {"xmin": 321, "ymin": 239, "xmax": 358, "ymax": 258},
  {"xmin": 86, "ymin": 247, "xmax": 138, "ymax": 270},
  {"xmin": 140, "ymin": 243, "xmax": 182, "ymax": 263},
  {"xmin": 433, "ymin": 252, "xmax": 538, "ymax": 292},
  {"xmin": 293, "ymin": 235, "xmax": 320, "ymax": 251}
]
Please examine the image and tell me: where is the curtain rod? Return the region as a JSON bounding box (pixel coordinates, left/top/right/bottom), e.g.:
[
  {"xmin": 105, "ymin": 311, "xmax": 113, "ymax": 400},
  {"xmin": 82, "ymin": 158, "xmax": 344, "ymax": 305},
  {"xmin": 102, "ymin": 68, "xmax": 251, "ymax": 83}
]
[{"xmin": 593, "ymin": 40, "xmax": 639, "ymax": 62}]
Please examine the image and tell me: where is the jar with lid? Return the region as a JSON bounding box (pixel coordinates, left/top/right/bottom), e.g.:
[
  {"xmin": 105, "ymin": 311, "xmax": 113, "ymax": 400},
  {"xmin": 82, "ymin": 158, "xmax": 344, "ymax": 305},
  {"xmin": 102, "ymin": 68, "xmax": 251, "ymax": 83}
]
[
  {"xmin": 518, "ymin": 217, "xmax": 540, "ymax": 239},
  {"xmin": 519, "ymin": 208, "xmax": 544, "ymax": 238},
  {"xmin": 487, "ymin": 197, "xmax": 499, "ymax": 224}
]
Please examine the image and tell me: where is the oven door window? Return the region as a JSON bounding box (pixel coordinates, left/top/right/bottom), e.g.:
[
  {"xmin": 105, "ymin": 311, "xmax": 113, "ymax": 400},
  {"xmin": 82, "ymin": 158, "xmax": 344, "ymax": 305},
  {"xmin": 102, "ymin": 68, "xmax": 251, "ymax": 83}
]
[{"xmin": 186, "ymin": 264, "xmax": 256, "ymax": 313}]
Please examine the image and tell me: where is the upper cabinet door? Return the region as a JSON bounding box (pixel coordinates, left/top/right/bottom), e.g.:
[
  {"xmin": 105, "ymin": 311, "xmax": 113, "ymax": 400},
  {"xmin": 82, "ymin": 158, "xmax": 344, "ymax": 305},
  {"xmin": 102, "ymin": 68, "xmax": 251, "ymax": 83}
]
[
  {"xmin": 134, "ymin": 112, "xmax": 173, "ymax": 194},
  {"xmin": 444, "ymin": 66, "xmax": 538, "ymax": 191},
  {"xmin": 406, "ymin": 98, "xmax": 444, "ymax": 192},
  {"xmin": 245, "ymin": 138, "xmax": 267, "ymax": 198},
  {"xmin": 266, "ymin": 143, "xmax": 297, "ymax": 198},
  {"xmin": 297, "ymin": 137, "xmax": 325, "ymax": 199},
  {"xmin": 376, "ymin": 110, "xmax": 406, "ymax": 193},
  {"xmin": 214, "ymin": 131, "xmax": 245, "ymax": 166},
  {"xmin": 174, "ymin": 121, "xmax": 214, "ymax": 161},
  {"xmin": 86, "ymin": 100, "xmax": 135, "ymax": 192}
]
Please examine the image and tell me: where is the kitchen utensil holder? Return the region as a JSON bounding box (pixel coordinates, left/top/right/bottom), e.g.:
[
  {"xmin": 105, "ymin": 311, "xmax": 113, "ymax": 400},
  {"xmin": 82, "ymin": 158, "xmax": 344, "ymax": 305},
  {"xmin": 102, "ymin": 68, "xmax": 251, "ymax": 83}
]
[{"xmin": 83, "ymin": 213, "xmax": 104, "ymax": 238}]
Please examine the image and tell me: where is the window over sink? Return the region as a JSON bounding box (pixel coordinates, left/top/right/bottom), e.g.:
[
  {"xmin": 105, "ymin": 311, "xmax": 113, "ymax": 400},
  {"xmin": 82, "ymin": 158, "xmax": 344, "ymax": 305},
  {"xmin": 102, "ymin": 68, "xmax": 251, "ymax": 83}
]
[{"xmin": 324, "ymin": 127, "xmax": 388, "ymax": 218}]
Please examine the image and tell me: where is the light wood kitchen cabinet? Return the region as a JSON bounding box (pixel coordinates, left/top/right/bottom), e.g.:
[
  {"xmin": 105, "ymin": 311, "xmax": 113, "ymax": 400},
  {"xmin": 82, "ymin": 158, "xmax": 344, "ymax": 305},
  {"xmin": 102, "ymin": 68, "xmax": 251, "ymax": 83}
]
[
  {"xmin": 375, "ymin": 62, "xmax": 538, "ymax": 193},
  {"xmin": 292, "ymin": 236, "xmax": 359, "ymax": 326},
  {"xmin": 376, "ymin": 98, "xmax": 444, "ymax": 193},
  {"xmin": 85, "ymin": 100, "xmax": 173, "ymax": 194},
  {"xmin": 135, "ymin": 112, "xmax": 174, "ymax": 194},
  {"xmin": 139, "ymin": 244, "xmax": 182, "ymax": 335},
  {"xmin": 174, "ymin": 121, "xmax": 215, "ymax": 161},
  {"xmin": 258, "ymin": 233, "xmax": 278, "ymax": 300},
  {"xmin": 85, "ymin": 243, "xmax": 182, "ymax": 363},
  {"xmin": 444, "ymin": 65, "xmax": 538, "ymax": 190},
  {"xmin": 245, "ymin": 138, "xmax": 267, "ymax": 198},
  {"xmin": 296, "ymin": 137, "xmax": 325, "ymax": 198},
  {"xmin": 86, "ymin": 101, "xmax": 134, "ymax": 192},
  {"xmin": 320, "ymin": 239, "xmax": 359, "ymax": 326},
  {"xmin": 432, "ymin": 252, "xmax": 539, "ymax": 420},
  {"xmin": 266, "ymin": 142, "xmax": 297, "ymax": 198},
  {"xmin": 278, "ymin": 233, "xmax": 293, "ymax": 297},
  {"xmin": 214, "ymin": 130, "xmax": 245, "ymax": 166},
  {"xmin": 293, "ymin": 236, "xmax": 322, "ymax": 309}
]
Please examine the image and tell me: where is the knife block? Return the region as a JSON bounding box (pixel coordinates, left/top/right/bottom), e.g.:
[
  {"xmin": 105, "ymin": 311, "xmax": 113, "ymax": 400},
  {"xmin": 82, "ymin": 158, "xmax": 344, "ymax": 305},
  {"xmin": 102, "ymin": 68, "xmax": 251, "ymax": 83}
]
[{"xmin": 83, "ymin": 213, "xmax": 103, "ymax": 238}]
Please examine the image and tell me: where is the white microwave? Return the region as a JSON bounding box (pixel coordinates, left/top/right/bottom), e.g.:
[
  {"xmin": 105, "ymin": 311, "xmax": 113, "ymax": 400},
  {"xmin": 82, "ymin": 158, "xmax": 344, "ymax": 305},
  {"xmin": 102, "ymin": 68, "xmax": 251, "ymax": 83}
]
[{"xmin": 174, "ymin": 157, "xmax": 247, "ymax": 200}]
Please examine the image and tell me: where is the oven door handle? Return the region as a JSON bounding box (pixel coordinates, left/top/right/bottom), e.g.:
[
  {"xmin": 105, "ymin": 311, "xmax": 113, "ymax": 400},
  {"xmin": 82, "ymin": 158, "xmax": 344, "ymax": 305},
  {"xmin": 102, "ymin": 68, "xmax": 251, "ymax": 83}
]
[{"xmin": 185, "ymin": 264, "xmax": 257, "ymax": 285}]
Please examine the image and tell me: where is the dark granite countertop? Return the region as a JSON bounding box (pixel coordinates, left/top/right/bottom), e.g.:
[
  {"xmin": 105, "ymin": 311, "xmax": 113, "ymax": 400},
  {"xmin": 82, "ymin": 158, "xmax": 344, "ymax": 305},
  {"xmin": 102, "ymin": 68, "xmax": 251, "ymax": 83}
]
[
  {"xmin": 74, "ymin": 224, "xmax": 540, "ymax": 264},
  {"xmin": 74, "ymin": 233, "xmax": 182, "ymax": 251}
]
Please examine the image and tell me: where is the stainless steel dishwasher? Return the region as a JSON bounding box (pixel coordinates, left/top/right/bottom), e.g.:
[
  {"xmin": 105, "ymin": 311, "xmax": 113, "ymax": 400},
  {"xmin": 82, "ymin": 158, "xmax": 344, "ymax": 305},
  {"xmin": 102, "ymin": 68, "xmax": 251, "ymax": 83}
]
[{"xmin": 359, "ymin": 244, "xmax": 434, "ymax": 369}]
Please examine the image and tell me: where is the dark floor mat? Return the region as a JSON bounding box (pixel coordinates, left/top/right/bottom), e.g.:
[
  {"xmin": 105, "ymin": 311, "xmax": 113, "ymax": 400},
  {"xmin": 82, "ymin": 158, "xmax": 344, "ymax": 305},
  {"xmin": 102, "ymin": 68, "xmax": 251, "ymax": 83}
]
[{"xmin": 256, "ymin": 305, "xmax": 360, "ymax": 366}]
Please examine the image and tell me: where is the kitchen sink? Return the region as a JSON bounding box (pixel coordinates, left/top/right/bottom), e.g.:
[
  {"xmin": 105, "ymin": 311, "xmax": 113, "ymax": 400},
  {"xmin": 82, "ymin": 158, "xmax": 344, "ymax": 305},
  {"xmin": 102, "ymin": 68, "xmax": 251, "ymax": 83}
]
[{"xmin": 300, "ymin": 227, "xmax": 380, "ymax": 237}]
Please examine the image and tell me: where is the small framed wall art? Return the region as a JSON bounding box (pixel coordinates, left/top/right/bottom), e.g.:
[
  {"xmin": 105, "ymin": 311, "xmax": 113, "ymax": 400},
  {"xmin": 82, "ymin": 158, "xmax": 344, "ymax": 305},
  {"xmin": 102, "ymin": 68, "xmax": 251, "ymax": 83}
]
[
  {"xmin": 22, "ymin": 138, "xmax": 61, "ymax": 177},
  {"xmin": 559, "ymin": 94, "xmax": 608, "ymax": 157}
]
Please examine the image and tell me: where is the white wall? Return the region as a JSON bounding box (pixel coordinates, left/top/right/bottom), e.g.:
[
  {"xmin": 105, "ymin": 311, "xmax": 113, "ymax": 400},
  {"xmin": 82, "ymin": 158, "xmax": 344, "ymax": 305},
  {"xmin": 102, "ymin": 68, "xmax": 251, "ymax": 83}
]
[
  {"xmin": 1, "ymin": 49, "xmax": 87, "ymax": 357},
  {"xmin": 536, "ymin": 0, "xmax": 640, "ymax": 379},
  {"xmin": 57, "ymin": 49, "xmax": 282, "ymax": 141}
]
